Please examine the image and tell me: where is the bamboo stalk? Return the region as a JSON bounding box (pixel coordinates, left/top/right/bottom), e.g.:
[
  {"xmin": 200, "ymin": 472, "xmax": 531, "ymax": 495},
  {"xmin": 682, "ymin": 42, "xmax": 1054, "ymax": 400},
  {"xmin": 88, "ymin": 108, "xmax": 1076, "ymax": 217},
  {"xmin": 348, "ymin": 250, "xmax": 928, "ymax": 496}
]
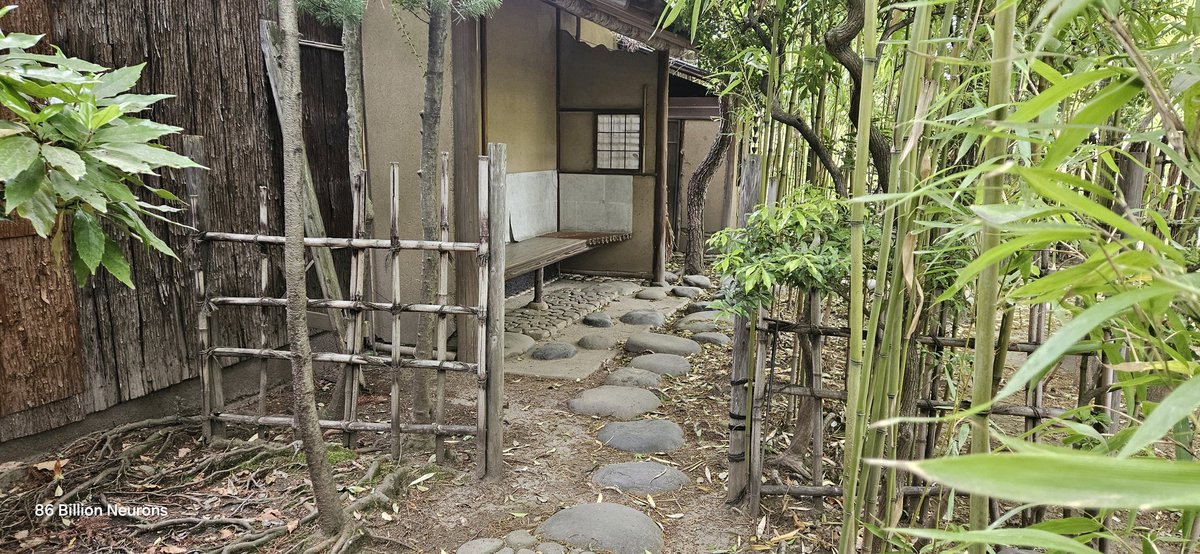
[
  {"xmin": 214, "ymin": 414, "xmax": 476, "ymax": 436},
  {"xmin": 256, "ymin": 185, "xmax": 271, "ymax": 435},
  {"xmin": 389, "ymin": 162, "xmax": 405, "ymax": 461},
  {"xmin": 207, "ymin": 297, "xmax": 480, "ymax": 315},
  {"xmin": 434, "ymin": 153, "xmax": 451, "ymax": 463},
  {"xmin": 209, "ymin": 347, "xmax": 473, "ymax": 372},
  {"xmin": 340, "ymin": 171, "xmax": 369, "ymax": 447}
]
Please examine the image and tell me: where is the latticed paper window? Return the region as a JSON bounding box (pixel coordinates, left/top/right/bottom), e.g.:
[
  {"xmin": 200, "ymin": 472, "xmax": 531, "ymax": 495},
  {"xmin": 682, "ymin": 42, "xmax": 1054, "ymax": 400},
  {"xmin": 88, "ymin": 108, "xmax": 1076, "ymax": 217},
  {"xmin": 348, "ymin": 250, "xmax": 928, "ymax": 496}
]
[{"xmin": 596, "ymin": 113, "xmax": 641, "ymax": 171}]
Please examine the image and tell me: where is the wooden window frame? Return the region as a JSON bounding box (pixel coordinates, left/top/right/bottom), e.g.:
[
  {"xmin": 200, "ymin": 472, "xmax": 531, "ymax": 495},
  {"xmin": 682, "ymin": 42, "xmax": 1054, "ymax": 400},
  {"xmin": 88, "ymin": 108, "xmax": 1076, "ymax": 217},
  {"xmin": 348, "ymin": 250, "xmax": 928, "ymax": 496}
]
[{"xmin": 593, "ymin": 110, "xmax": 643, "ymax": 174}]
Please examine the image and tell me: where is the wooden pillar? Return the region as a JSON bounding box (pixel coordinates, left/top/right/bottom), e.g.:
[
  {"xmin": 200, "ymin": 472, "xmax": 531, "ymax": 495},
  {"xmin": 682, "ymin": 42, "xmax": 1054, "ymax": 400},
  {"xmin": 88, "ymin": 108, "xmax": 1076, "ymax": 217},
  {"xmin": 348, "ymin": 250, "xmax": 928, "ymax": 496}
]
[
  {"xmin": 651, "ymin": 50, "xmax": 669, "ymax": 285},
  {"xmin": 484, "ymin": 143, "xmax": 508, "ymax": 479},
  {"xmin": 453, "ymin": 18, "xmax": 484, "ymax": 363}
]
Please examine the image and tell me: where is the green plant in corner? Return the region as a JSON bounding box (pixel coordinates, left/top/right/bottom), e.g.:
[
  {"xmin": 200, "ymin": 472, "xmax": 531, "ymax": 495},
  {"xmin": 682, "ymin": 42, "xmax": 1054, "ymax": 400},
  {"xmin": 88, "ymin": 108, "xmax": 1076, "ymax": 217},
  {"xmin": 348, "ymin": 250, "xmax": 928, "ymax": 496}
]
[{"xmin": 0, "ymin": 5, "xmax": 200, "ymax": 287}]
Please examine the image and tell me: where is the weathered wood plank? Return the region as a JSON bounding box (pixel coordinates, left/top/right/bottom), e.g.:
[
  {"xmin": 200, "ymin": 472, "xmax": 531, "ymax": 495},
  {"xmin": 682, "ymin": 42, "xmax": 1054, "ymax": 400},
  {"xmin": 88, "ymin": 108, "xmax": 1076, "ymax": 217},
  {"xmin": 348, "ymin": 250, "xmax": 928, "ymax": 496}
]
[{"xmin": 505, "ymin": 237, "xmax": 590, "ymax": 278}]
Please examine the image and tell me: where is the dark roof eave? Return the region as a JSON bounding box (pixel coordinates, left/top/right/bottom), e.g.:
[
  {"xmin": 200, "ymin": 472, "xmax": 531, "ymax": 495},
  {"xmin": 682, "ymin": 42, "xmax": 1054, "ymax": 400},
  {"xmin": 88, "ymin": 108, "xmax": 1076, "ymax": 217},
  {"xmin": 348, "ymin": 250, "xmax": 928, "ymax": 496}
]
[{"xmin": 542, "ymin": 0, "xmax": 693, "ymax": 54}]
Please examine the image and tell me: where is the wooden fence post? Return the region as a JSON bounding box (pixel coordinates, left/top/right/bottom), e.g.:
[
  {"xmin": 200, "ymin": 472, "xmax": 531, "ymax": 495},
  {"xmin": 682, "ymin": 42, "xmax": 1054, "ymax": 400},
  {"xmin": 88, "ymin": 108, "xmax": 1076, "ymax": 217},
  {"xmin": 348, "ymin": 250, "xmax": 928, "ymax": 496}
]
[
  {"xmin": 483, "ymin": 143, "xmax": 507, "ymax": 479},
  {"xmin": 727, "ymin": 155, "xmax": 761, "ymax": 504},
  {"xmin": 184, "ymin": 136, "xmax": 224, "ymax": 441}
]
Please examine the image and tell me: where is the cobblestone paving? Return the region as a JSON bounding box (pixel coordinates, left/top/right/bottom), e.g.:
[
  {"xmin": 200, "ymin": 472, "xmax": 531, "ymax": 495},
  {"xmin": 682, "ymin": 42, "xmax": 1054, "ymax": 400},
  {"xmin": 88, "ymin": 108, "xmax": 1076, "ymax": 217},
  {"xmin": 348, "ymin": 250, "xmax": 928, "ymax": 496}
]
[{"xmin": 504, "ymin": 276, "xmax": 636, "ymax": 340}]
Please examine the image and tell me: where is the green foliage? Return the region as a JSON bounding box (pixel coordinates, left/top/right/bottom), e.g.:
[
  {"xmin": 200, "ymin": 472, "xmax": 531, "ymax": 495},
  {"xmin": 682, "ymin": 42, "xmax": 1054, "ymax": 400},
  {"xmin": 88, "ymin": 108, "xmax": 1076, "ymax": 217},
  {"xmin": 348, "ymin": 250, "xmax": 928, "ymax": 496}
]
[
  {"xmin": 708, "ymin": 191, "xmax": 857, "ymax": 316},
  {"xmin": 0, "ymin": 7, "xmax": 198, "ymax": 287}
]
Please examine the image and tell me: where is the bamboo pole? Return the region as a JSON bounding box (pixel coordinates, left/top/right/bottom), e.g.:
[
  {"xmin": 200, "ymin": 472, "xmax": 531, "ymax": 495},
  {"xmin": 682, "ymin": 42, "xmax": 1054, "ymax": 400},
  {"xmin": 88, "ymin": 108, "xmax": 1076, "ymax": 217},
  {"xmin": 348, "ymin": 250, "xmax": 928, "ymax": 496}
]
[
  {"xmin": 208, "ymin": 297, "xmax": 479, "ymax": 315},
  {"xmin": 434, "ymin": 153, "xmax": 451, "ymax": 463},
  {"xmin": 483, "ymin": 143, "xmax": 507, "ymax": 479},
  {"xmin": 200, "ymin": 232, "xmax": 481, "ymax": 252},
  {"xmin": 256, "ymin": 185, "xmax": 270, "ymax": 435},
  {"xmin": 389, "ymin": 162, "xmax": 405, "ymax": 461},
  {"xmin": 184, "ymin": 137, "xmax": 224, "ymax": 442},
  {"xmin": 339, "ymin": 172, "xmax": 369, "ymax": 447},
  {"xmin": 209, "ymin": 347, "xmax": 472, "ymax": 371},
  {"xmin": 214, "ymin": 414, "xmax": 476, "ymax": 436}
]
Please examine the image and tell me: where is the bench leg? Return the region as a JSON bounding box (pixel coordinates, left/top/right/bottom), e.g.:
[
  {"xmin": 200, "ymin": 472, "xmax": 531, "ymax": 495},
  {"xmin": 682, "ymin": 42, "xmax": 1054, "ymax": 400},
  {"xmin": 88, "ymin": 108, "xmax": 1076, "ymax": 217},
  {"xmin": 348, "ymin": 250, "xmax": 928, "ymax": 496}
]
[{"xmin": 528, "ymin": 267, "xmax": 548, "ymax": 310}]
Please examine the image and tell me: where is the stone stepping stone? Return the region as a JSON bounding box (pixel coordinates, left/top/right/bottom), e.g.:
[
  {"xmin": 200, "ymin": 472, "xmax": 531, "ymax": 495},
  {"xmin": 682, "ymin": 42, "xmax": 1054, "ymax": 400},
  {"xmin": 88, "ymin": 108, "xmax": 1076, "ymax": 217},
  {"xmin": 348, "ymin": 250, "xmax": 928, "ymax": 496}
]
[
  {"xmin": 671, "ymin": 286, "xmax": 702, "ymax": 298},
  {"xmin": 682, "ymin": 274, "xmax": 713, "ymax": 289},
  {"xmin": 619, "ymin": 309, "xmax": 665, "ymax": 326},
  {"xmin": 457, "ymin": 538, "xmax": 505, "ymax": 554},
  {"xmin": 505, "ymin": 530, "xmax": 538, "ymax": 548},
  {"xmin": 663, "ymin": 270, "xmax": 679, "ymax": 283},
  {"xmin": 582, "ymin": 312, "xmax": 612, "ymax": 328},
  {"xmin": 675, "ymin": 321, "xmax": 719, "ymax": 334},
  {"xmin": 694, "ymin": 332, "xmax": 731, "ymax": 346},
  {"xmin": 532, "ymin": 342, "xmax": 577, "ymax": 360},
  {"xmin": 605, "ymin": 367, "xmax": 661, "ymax": 388},
  {"xmin": 592, "ymin": 461, "xmax": 690, "ymax": 494},
  {"xmin": 680, "ymin": 310, "xmax": 733, "ymax": 325},
  {"xmin": 597, "ymin": 419, "xmax": 684, "ymax": 453},
  {"xmin": 577, "ymin": 334, "xmax": 617, "ymax": 350},
  {"xmin": 629, "ymin": 353, "xmax": 691, "ymax": 376},
  {"xmin": 535, "ymin": 544, "xmax": 565, "ymax": 554},
  {"xmin": 568, "ymin": 386, "xmax": 660, "ymax": 420},
  {"xmin": 537, "ymin": 503, "xmax": 664, "ymax": 554},
  {"xmin": 634, "ymin": 288, "xmax": 667, "ymax": 300},
  {"xmin": 624, "ymin": 332, "xmax": 700, "ymax": 356},
  {"xmin": 505, "ymin": 332, "xmax": 537, "ymax": 359},
  {"xmin": 603, "ymin": 281, "xmax": 644, "ymax": 295},
  {"xmin": 683, "ymin": 301, "xmax": 712, "ymax": 314}
]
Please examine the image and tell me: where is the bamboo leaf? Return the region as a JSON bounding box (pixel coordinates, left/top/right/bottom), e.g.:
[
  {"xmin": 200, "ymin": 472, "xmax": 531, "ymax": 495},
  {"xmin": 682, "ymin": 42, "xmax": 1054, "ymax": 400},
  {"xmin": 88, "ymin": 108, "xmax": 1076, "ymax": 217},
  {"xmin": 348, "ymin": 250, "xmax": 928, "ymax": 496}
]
[
  {"xmin": 878, "ymin": 452, "xmax": 1200, "ymax": 510},
  {"xmin": 935, "ymin": 227, "xmax": 1092, "ymax": 304},
  {"xmin": 886, "ymin": 526, "xmax": 1101, "ymax": 554},
  {"xmin": 1041, "ymin": 78, "xmax": 1142, "ymax": 168},
  {"xmin": 1118, "ymin": 377, "xmax": 1200, "ymax": 458},
  {"xmin": 1010, "ymin": 68, "xmax": 1121, "ymax": 123}
]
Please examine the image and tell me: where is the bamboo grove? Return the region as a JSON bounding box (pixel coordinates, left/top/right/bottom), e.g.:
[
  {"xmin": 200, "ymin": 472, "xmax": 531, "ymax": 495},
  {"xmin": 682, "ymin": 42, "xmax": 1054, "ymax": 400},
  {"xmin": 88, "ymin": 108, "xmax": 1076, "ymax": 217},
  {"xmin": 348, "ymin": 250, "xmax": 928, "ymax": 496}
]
[{"xmin": 662, "ymin": 0, "xmax": 1200, "ymax": 551}]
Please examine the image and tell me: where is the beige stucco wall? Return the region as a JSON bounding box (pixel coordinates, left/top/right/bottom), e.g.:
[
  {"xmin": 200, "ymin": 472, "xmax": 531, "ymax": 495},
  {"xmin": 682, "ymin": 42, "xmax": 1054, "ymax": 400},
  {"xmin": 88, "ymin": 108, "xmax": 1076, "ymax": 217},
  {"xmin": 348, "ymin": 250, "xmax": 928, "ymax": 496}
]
[
  {"xmin": 561, "ymin": 175, "xmax": 656, "ymax": 276},
  {"xmin": 361, "ymin": 4, "xmax": 454, "ymax": 342},
  {"xmin": 484, "ymin": 0, "xmax": 557, "ymax": 174},
  {"xmin": 678, "ymin": 119, "xmax": 732, "ymax": 235}
]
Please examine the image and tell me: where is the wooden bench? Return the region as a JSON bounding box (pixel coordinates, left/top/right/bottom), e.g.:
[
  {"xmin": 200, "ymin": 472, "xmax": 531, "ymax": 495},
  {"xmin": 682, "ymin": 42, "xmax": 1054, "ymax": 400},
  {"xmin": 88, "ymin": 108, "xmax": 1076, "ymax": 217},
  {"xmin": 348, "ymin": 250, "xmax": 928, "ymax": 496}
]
[{"xmin": 506, "ymin": 231, "xmax": 632, "ymax": 306}]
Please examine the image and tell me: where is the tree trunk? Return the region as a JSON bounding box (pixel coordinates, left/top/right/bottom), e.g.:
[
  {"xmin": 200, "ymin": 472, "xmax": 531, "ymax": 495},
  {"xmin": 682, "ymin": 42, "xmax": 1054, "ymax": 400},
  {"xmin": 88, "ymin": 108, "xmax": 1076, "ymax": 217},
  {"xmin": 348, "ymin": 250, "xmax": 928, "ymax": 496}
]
[
  {"xmin": 278, "ymin": 0, "xmax": 346, "ymax": 534},
  {"xmin": 683, "ymin": 96, "xmax": 734, "ymax": 275},
  {"xmin": 413, "ymin": 5, "xmax": 450, "ymax": 425}
]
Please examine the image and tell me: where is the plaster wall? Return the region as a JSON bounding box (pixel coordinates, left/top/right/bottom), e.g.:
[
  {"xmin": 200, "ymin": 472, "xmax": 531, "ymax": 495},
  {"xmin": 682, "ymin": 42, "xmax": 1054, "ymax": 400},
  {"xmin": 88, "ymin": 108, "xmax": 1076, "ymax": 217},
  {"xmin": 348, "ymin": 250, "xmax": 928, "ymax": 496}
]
[
  {"xmin": 678, "ymin": 119, "xmax": 732, "ymax": 235},
  {"xmin": 561, "ymin": 175, "xmax": 656, "ymax": 276},
  {"xmin": 484, "ymin": 0, "xmax": 557, "ymax": 174}
]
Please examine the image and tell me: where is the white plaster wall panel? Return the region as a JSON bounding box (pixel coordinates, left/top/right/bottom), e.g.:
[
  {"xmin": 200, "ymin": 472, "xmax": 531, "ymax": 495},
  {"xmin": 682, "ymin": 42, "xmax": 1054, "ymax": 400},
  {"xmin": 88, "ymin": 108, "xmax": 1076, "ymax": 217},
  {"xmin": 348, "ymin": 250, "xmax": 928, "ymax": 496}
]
[
  {"xmin": 559, "ymin": 173, "xmax": 634, "ymax": 234},
  {"xmin": 506, "ymin": 170, "xmax": 560, "ymax": 242}
]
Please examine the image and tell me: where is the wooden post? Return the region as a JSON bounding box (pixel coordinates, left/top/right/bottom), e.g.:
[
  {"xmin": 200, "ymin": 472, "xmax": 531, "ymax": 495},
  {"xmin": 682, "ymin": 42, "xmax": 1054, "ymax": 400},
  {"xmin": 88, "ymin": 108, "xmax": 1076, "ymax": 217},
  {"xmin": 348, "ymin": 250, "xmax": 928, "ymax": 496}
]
[
  {"xmin": 530, "ymin": 267, "xmax": 546, "ymax": 308},
  {"xmin": 341, "ymin": 172, "xmax": 369, "ymax": 447},
  {"xmin": 806, "ymin": 290, "xmax": 825, "ymax": 492},
  {"xmin": 483, "ymin": 143, "xmax": 507, "ymax": 479},
  {"xmin": 184, "ymin": 136, "xmax": 224, "ymax": 441},
  {"xmin": 434, "ymin": 153, "xmax": 452, "ymax": 462},
  {"xmin": 453, "ymin": 17, "xmax": 483, "ymax": 364},
  {"xmin": 389, "ymin": 162, "xmax": 404, "ymax": 461},
  {"xmin": 748, "ymin": 310, "xmax": 768, "ymax": 518},
  {"xmin": 651, "ymin": 50, "xmax": 669, "ymax": 285},
  {"xmin": 727, "ymin": 156, "xmax": 761, "ymax": 504}
]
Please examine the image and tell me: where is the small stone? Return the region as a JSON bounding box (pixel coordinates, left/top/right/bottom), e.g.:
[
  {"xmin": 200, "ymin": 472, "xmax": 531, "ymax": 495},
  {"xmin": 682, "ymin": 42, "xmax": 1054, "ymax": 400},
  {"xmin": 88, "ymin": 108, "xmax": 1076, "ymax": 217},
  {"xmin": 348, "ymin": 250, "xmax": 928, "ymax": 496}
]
[
  {"xmin": 535, "ymin": 544, "xmax": 566, "ymax": 554},
  {"xmin": 624, "ymin": 333, "xmax": 700, "ymax": 356},
  {"xmin": 505, "ymin": 529, "xmax": 538, "ymax": 548},
  {"xmin": 619, "ymin": 310, "xmax": 665, "ymax": 326},
  {"xmin": 505, "ymin": 333, "xmax": 537, "ymax": 359},
  {"xmin": 682, "ymin": 274, "xmax": 713, "ymax": 289},
  {"xmin": 497, "ymin": 549, "xmax": 515, "ymax": 554},
  {"xmin": 635, "ymin": 288, "xmax": 667, "ymax": 301},
  {"xmin": 568, "ymin": 386, "xmax": 661, "ymax": 420},
  {"xmin": 538, "ymin": 503, "xmax": 664, "ymax": 554},
  {"xmin": 532, "ymin": 342, "xmax": 577, "ymax": 360},
  {"xmin": 527, "ymin": 329, "xmax": 551, "ymax": 340},
  {"xmin": 577, "ymin": 334, "xmax": 617, "ymax": 350},
  {"xmin": 598, "ymin": 420, "xmax": 683, "ymax": 453},
  {"xmin": 582, "ymin": 312, "xmax": 612, "ymax": 327},
  {"xmin": 671, "ymin": 286, "xmax": 703, "ymax": 298},
  {"xmin": 694, "ymin": 332, "xmax": 731, "ymax": 346},
  {"xmin": 683, "ymin": 301, "xmax": 711, "ymax": 314},
  {"xmin": 517, "ymin": 550, "xmax": 536, "ymax": 554},
  {"xmin": 629, "ymin": 353, "xmax": 691, "ymax": 376},
  {"xmin": 675, "ymin": 321, "xmax": 719, "ymax": 333},
  {"xmin": 663, "ymin": 270, "xmax": 679, "ymax": 283},
  {"xmin": 605, "ymin": 367, "xmax": 661, "ymax": 388},
  {"xmin": 457, "ymin": 538, "xmax": 505, "ymax": 554},
  {"xmin": 592, "ymin": 461, "xmax": 690, "ymax": 494}
]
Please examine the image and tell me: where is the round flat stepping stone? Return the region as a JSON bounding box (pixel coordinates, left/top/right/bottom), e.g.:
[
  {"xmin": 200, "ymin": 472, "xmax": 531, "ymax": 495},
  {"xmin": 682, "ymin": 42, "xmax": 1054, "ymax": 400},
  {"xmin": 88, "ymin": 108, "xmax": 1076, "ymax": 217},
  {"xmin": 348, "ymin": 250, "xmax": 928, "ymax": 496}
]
[
  {"xmin": 458, "ymin": 538, "xmax": 505, "ymax": 554},
  {"xmin": 603, "ymin": 281, "xmax": 644, "ymax": 295},
  {"xmin": 682, "ymin": 274, "xmax": 713, "ymax": 289},
  {"xmin": 624, "ymin": 332, "xmax": 700, "ymax": 356},
  {"xmin": 694, "ymin": 332, "xmax": 731, "ymax": 346},
  {"xmin": 671, "ymin": 286, "xmax": 702, "ymax": 298},
  {"xmin": 597, "ymin": 419, "xmax": 684, "ymax": 453},
  {"xmin": 536, "ymin": 544, "xmax": 565, "ymax": 554},
  {"xmin": 605, "ymin": 367, "xmax": 661, "ymax": 388},
  {"xmin": 505, "ymin": 333, "xmax": 537, "ymax": 359},
  {"xmin": 634, "ymin": 288, "xmax": 667, "ymax": 300},
  {"xmin": 592, "ymin": 461, "xmax": 690, "ymax": 494},
  {"xmin": 532, "ymin": 342, "xmax": 577, "ymax": 360},
  {"xmin": 577, "ymin": 334, "xmax": 617, "ymax": 350},
  {"xmin": 675, "ymin": 321, "xmax": 719, "ymax": 333},
  {"xmin": 680, "ymin": 310, "xmax": 733, "ymax": 324},
  {"xmin": 505, "ymin": 530, "xmax": 538, "ymax": 548},
  {"xmin": 582, "ymin": 312, "xmax": 612, "ymax": 328},
  {"xmin": 683, "ymin": 301, "xmax": 712, "ymax": 314},
  {"xmin": 537, "ymin": 503, "xmax": 664, "ymax": 554},
  {"xmin": 629, "ymin": 353, "xmax": 691, "ymax": 376},
  {"xmin": 568, "ymin": 386, "xmax": 660, "ymax": 420},
  {"xmin": 663, "ymin": 270, "xmax": 679, "ymax": 284},
  {"xmin": 619, "ymin": 309, "xmax": 665, "ymax": 326}
]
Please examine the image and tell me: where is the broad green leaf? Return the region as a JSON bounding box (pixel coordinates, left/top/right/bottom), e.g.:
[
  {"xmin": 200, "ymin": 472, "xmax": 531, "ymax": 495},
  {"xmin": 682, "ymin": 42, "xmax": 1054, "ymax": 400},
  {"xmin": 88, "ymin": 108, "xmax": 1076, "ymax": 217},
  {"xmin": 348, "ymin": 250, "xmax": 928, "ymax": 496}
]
[
  {"xmin": 92, "ymin": 119, "xmax": 181, "ymax": 144},
  {"xmin": 0, "ymin": 81, "xmax": 35, "ymax": 119},
  {"xmin": 3, "ymin": 52, "xmax": 106, "ymax": 72},
  {"xmin": 101, "ymin": 143, "xmax": 203, "ymax": 170},
  {"xmin": 17, "ymin": 185, "xmax": 57, "ymax": 236},
  {"xmin": 0, "ymin": 120, "xmax": 25, "ymax": 139},
  {"xmin": 887, "ymin": 526, "xmax": 1100, "ymax": 554},
  {"xmin": 3, "ymin": 164, "xmax": 44, "ymax": 211},
  {"xmin": 1118, "ymin": 377, "xmax": 1200, "ymax": 458},
  {"xmin": 41, "ymin": 144, "xmax": 86, "ymax": 180},
  {"xmin": 101, "ymin": 237, "xmax": 133, "ymax": 287},
  {"xmin": 93, "ymin": 63, "xmax": 144, "ymax": 99},
  {"xmin": 1042, "ymin": 78, "xmax": 1142, "ymax": 168},
  {"xmin": 0, "ymin": 32, "xmax": 43, "ymax": 50},
  {"xmin": 87, "ymin": 147, "xmax": 152, "ymax": 174},
  {"xmin": 97, "ymin": 93, "xmax": 173, "ymax": 112},
  {"xmin": 0, "ymin": 135, "xmax": 41, "ymax": 181},
  {"xmin": 880, "ymin": 452, "xmax": 1200, "ymax": 510},
  {"xmin": 72, "ymin": 211, "xmax": 105, "ymax": 271},
  {"xmin": 89, "ymin": 104, "xmax": 123, "ymax": 130}
]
